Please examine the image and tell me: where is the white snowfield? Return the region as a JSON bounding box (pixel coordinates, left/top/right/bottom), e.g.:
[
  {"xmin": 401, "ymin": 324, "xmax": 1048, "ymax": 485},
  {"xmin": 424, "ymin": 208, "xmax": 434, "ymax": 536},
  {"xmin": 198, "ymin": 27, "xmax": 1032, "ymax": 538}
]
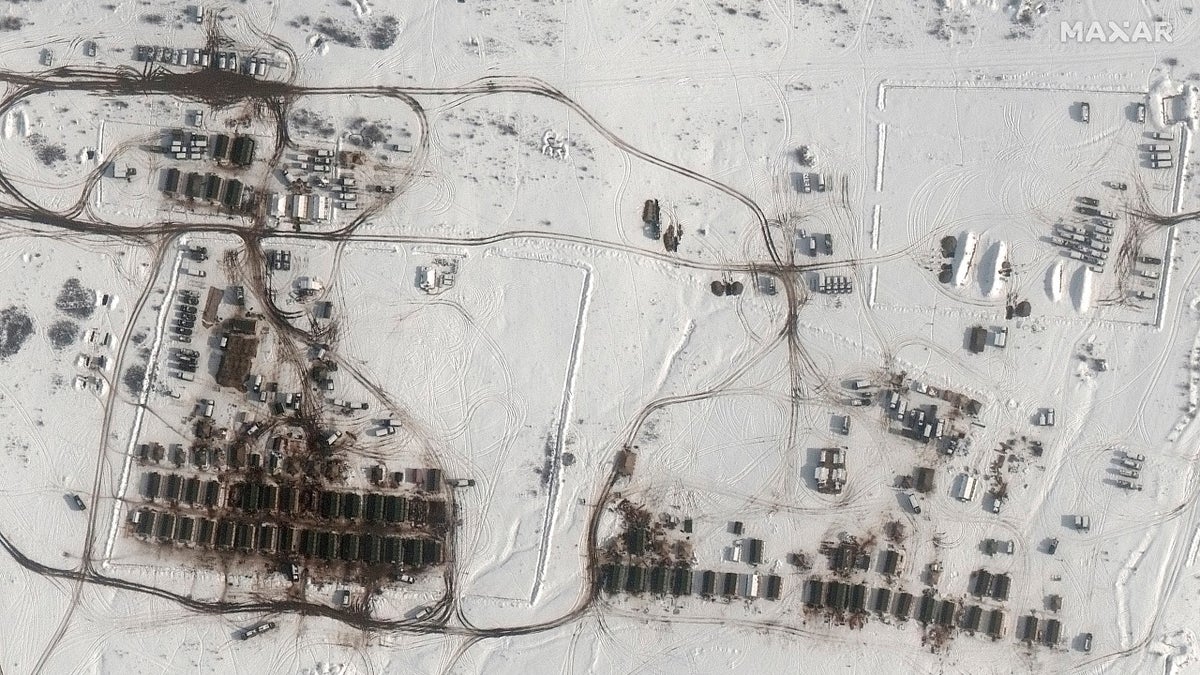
[{"xmin": 0, "ymin": 0, "xmax": 1197, "ymax": 673}]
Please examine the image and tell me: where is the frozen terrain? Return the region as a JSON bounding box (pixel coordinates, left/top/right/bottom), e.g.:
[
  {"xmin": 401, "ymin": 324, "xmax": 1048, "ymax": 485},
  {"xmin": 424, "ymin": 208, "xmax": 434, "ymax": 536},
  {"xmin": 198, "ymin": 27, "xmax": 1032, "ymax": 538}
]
[{"xmin": 0, "ymin": 0, "xmax": 1197, "ymax": 674}]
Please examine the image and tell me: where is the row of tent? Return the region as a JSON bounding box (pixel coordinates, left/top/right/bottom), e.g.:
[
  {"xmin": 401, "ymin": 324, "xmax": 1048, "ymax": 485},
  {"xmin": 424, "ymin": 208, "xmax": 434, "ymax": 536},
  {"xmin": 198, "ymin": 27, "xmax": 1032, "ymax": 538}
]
[
  {"xmin": 162, "ymin": 168, "xmax": 246, "ymax": 210},
  {"xmin": 971, "ymin": 569, "xmax": 1012, "ymax": 601},
  {"xmin": 142, "ymin": 473, "xmax": 447, "ymax": 526},
  {"xmin": 130, "ymin": 508, "xmax": 444, "ymax": 566},
  {"xmin": 804, "ymin": 579, "xmax": 1008, "ymax": 638},
  {"xmin": 600, "ymin": 564, "xmax": 782, "ymax": 601},
  {"xmin": 143, "ymin": 472, "xmax": 223, "ymax": 507},
  {"xmin": 1019, "ymin": 614, "xmax": 1064, "ymax": 646}
]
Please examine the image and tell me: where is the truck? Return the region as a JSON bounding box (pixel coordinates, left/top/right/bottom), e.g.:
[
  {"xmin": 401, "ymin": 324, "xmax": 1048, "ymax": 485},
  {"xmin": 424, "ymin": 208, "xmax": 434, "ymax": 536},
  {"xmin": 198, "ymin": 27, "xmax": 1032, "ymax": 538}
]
[
  {"xmin": 239, "ymin": 621, "xmax": 276, "ymax": 640},
  {"xmin": 1151, "ymin": 131, "xmax": 1174, "ymax": 141},
  {"xmin": 887, "ymin": 391, "xmax": 901, "ymax": 410},
  {"xmin": 1080, "ymin": 102, "xmax": 1090, "ymax": 123},
  {"xmin": 905, "ymin": 492, "xmax": 921, "ymax": 514}
]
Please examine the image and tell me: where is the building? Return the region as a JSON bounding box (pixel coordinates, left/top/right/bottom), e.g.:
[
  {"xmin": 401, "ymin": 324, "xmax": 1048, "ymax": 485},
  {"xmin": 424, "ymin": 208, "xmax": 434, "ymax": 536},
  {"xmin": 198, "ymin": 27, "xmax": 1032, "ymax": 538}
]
[
  {"xmin": 202, "ymin": 286, "xmax": 223, "ymax": 325},
  {"xmin": 204, "ymin": 173, "xmax": 223, "ymax": 201},
  {"xmin": 232, "ymin": 135, "xmax": 256, "ymax": 166},
  {"xmin": 914, "ymin": 466, "xmax": 935, "ymax": 493},
  {"xmin": 745, "ymin": 538, "xmax": 764, "ymax": 565},
  {"xmin": 289, "ymin": 193, "xmax": 308, "ymax": 220},
  {"xmin": 880, "ymin": 549, "xmax": 902, "ymax": 576},
  {"xmin": 308, "ymin": 194, "xmax": 330, "ymax": 221},
  {"xmin": 223, "ymin": 180, "xmax": 244, "ymax": 210},
  {"xmin": 185, "ymin": 172, "xmax": 205, "ymax": 199},
  {"xmin": 163, "ymin": 167, "xmax": 181, "ymax": 194},
  {"xmin": 213, "ymin": 134, "xmax": 231, "ymax": 162},
  {"xmin": 297, "ymin": 277, "xmax": 324, "ymax": 294},
  {"xmin": 815, "ymin": 447, "xmax": 847, "ymax": 494},
  {"xmin": 216, "ymin": 334, "xmax": 259, "ymax": 388},
  {"xmin": 226, "ymin": 317, "xmax": 257, "ymax": 335},
  {"xmin": 968, "ymin": 326, "xmax": 988, "ymax": 353}
]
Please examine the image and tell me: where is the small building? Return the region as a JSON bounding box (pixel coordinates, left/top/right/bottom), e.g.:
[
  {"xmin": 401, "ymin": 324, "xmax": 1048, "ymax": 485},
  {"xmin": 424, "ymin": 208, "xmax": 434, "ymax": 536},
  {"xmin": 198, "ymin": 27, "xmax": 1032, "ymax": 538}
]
[
  {"xmin": 848, "ymin": 583, "xmax": 866, "ymax": 612},
  {"xmin": 216, "ymin": 334, "xmax": 259, "ymax": 388},
  {"xmin": 185, "ymin": 172, "xmax": 206, "ymax": 199},
  {"xmin": 917, "ymin": 594, "xmax": 936, "ymax": 625},
  {"xmin": 308, "ymin": 193, "xmax": 330, "ymax": 221},
  {"xmin": 804, "ymin": 578, "xmax": 824, "ymax": 607},
  {"xmin": 223, "ymin": 180, "xmax": 244, "ymax": 210},
  {"xmin": 815, "ymin": 447, "xmax": 847, "ymax": 494},
  {"xmin": 626, "ymin": 527, "xmax": 648, "ymax": 556},
  {"xmin": 992, "ymin": 573, "xmax": 1011, "ymax": 601},
  {"xmin": 937, "ymin": 600, "xmax": 957, "ymax": 627},
  {"xmin": 213, "ymin": 134, "xmax": 231, "ymax": 162},
  {"xmin": 873, "ymin": 587, "xmax": 892, "ymax": 613},
  {"xmin": 745, "ymin": 538, "xmax": 764, "ymax": 565},
  {"xmin": 914, "ymin": 466, "xmax": 935, "ymax": 493},
  {"xmin": 962, "ymin": 605, "xmax": 983, "ymax": 632},
  {"xmin": 987, "ymin": 609, "xmax": 1007, "ymax": 639},
  {"xmin": 880, "ymin": 549, "xmax": 902, "ymax": 576},
  {"xmin": 289, "ymin": 193, "xmax": 309, "ymax": 220},
  {"xmin": 973, "ymin": 569, "xmax": 994, "ymax": 596},
  {"xmin": 652, "ymin": 564, "xmax": 672, "ymax": 590},
  {"xmin": 204, "ymin": 173, "xmax": 223, "ymax": 201},
  {"xmin": 968, "ymin": 325, "xmax": 988, "ymax": 353},
  {"xmin": 601, "ymin": 564, "xmax": 623, "ymax": 594},
  {"xmin": 826, "ymin": 581, "xmax": 848, "ymax": 611},
  {"xmin": 232, "ymin": 135, "xmax": 256, "ymax": 166},
  {"xmin": 894, "ymin": 592, "xmax": 914, "ymax": 621},
  {"xmin": 1020, "ymin": 615, "xmax": 1039, "ymax": 642},
  {"xmin": 625, "ymin": 566, "xmax": 646, "ymax": 594},
  {"xmin": 163, "ymin": 167, "xmax": 181, "ymax": 194},
  {"xmin": 202, "ymin": 286, "xmax": 223, "ymax": 325},
  {"xmin": 226, "ymin": 317, "xmax": 257, "ymax": 335},
  {"xmin": 764, "ymin": 574, "xmax": 782, "ymax": 601},
  {"xmin": 1044, "ymin": 618, "xmax": 1062, "ymax": 646},
  {"xmin": 297, "ymin": 276, "xmax": 324, "ymax": 294},
  {"xmin": 721, "ymin": 572, "xmax": 739, "ymax": 597}
]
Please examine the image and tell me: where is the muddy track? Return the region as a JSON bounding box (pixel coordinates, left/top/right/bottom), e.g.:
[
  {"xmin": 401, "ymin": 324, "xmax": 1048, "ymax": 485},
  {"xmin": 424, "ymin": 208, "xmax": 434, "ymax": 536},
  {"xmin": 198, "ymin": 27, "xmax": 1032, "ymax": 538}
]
[{"xmin": 0, "ymin": 52, "xmax": 836, "ymax": 649}]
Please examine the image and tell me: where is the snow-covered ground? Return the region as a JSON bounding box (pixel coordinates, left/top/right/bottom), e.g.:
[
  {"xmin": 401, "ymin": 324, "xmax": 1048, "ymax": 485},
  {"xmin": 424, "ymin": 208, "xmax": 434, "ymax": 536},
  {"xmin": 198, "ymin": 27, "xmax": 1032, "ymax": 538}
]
[{"xmin": 0, "ymin": 0, "xmax": 1199, "ymax": 673}]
